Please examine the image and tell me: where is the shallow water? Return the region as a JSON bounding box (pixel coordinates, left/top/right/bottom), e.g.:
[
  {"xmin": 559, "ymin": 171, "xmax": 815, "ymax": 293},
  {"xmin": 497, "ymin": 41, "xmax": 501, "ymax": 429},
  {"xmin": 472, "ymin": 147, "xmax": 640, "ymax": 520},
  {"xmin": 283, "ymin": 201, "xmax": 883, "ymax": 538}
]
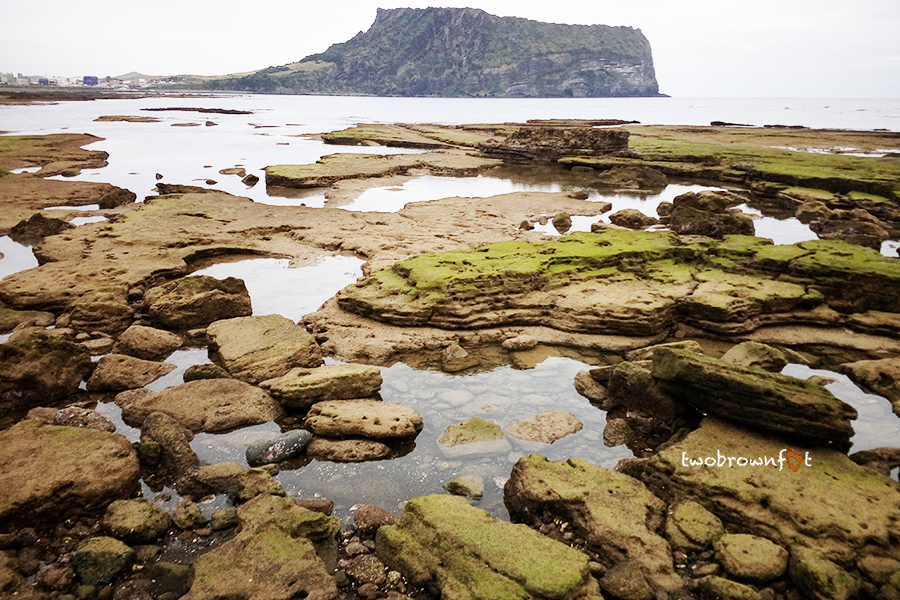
[
  {"xmin": 193, "ymin": 255, "xmax": 364, "ymax": 323},
  {"xmin": 0, "ymin": 236, "xmax": 38, "ymax": 280}
]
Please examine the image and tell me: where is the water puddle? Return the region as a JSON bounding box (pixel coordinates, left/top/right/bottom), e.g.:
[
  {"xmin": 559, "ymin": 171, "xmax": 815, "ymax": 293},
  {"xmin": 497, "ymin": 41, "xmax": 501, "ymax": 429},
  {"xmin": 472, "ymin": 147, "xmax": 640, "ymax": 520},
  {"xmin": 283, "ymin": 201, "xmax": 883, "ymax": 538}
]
[
  {"xmin": 10, "ymin": 166, "xmax": 42, "ymax": 174},
  {"xmin": 193, "ymin": 255, "xmax": 363, "ymax": 322},
  {"xmin": 773, "ymin": 146, "xmax": 900, "ymax": 158},
  {"xmin": 45, "ymin": 204, "xmax": 100, "ymax": 211},
  {"xmin": 71, "ymin": 216, "xmax": 108, "ymax": 226},
  {"xmin": 882, "ymin": 240, "xmax": 899, "ymax": 258},
  {"xmin": 782, "ymin": 364, "xmax": 900, "ymax": 452},
  {"xmin": 0, "ymin": 236, "xmax": 39, "ymax": 280}
]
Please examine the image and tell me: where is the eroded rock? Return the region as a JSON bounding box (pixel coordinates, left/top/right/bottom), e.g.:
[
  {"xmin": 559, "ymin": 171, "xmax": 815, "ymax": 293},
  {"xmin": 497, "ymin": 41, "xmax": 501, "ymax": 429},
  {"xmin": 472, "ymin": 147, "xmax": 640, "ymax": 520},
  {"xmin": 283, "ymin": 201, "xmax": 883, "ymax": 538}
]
[
  {"xmin": 261, "ymin": 363, "xmax": 382, "ymax": 409},
  {"xmin": 306, "ymin": 437, "xmax": 392, "ymax": 462},
  {"xmin": 102, "ymin": 499, "xmax": 172, "ymax": 544},
  {"xmin": 112, "ymin": 325, "xmax": 182, "ymax": 361},
  {"xmin": 144, "ymin": 276, "xmax": 251, "ymax": 330},
  {"xmin": 376, "ymin": 494, "xmax": 602, "ymax": 600},
  {"xmin": 306, "ymin": 400, "xmax": 422, "ymax": 440},
  {"xmin": 85, "ymin": 354, "xmax": 175, "ymax": 392},
  {"xmin": 207, "ymin": 314, "xmax": 323, "ymax": 384},
  {"xmin": 506, "ymin": 411, "xmax": 583, "ymax": 444}
]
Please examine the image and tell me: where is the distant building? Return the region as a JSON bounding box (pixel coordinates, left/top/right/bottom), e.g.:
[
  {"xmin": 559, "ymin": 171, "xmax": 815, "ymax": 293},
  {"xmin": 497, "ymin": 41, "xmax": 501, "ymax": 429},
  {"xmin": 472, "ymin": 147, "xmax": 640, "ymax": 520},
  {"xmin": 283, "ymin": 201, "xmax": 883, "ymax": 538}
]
[
  {"xmin": 38, "ymin": 77, "xmax": 49, "ymax": 86},
  {"xmin": 84, "ymin": 76, "xmax": 99, "ymax": 86}
]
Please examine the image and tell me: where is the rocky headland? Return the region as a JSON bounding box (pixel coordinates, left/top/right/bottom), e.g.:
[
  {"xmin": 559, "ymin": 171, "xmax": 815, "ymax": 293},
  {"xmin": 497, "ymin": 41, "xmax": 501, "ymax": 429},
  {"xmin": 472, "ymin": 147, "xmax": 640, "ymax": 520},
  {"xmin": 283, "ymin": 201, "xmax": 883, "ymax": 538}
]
[{"xmin": 0, "ymin": 117, "xmax": 899, "ymax": 599}]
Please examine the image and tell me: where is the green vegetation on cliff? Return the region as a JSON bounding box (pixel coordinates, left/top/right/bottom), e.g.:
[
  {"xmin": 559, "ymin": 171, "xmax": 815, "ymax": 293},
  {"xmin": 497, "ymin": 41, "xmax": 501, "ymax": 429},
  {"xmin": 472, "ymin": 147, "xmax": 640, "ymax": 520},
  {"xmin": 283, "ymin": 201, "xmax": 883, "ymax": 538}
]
[{"xmin": 205, "ymin": 7, "xmax": 659, "ymax": 97}]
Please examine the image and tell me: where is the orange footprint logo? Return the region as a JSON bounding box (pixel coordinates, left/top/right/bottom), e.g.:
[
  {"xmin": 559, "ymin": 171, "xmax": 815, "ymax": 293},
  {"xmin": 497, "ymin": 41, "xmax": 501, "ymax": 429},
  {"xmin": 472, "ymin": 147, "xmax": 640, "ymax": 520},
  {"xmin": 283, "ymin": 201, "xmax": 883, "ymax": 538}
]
[{"xmin": 786, "ymin": 449, "xmax": 803, "ymax": 472}]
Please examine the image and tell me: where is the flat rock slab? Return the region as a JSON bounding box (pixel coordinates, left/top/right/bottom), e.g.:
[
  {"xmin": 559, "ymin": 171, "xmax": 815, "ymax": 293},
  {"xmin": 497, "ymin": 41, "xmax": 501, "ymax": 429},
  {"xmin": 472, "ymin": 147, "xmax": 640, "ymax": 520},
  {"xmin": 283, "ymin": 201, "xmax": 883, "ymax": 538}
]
[
  {"xmin": 306, "ymin": 437, "xmax": 392, "ymax": 462},
  {"xmin": 504, "ymin": 455, "xmax": 681, "ymax": 594},
  {"xmin": 507, "ymin": 411, "xmax": 583, "ymax": 444},
  {"xmin": 207, "ymin": 314, "xmax": 323, "ymax": 384},
  {"xmin": 630, "ymin": 417, "xmax": 900, "ymax": 564},
  {"xmin": 305, "ymin": 400, "xmax": 422, "ymax": 440},
  {"xmin": 438, "ymin": 416, "xmax": 510, "ymax": 457},
  {"xmin": 85, "ymin": 353, "xmax": 176, "ymax": 392},
  {"xmin": 121, "ymin": 379, "xmax": 283, "ymax": 433},
  {"xmin": 0, "ymin": 331, "xmax": 93, "ymax": 411},
  {"xmin": 651, "ymin": 347, "xmax": 857, "ymax": 445},
  {"xmin": 0, "ymin": 420, "xmax": 139, "ymax": 528},
  {"xmin": 261, "ymin": 363, "xmax": 383, "ymax": 409},
  {"xmin": 376, "ymin": 494, "xmax": 601, "ymax": 600},
  {"xmin": 144, "ymin": 275, "xmax": 252, "ymax": 330}
]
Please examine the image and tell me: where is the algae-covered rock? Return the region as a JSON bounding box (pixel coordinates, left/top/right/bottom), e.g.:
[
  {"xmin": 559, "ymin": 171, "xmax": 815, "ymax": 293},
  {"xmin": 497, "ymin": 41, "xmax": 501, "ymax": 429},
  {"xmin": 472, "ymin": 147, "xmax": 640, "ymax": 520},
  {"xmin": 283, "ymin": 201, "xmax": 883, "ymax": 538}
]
[
  {"xmin": 183, "ymin": 494, "xmax": 341, "ymax": 600},
  {"xmin": 121, "ymin": 379, "xmax": 283, "ymax": 433},
  {"xmin": 138, "ymin": 411, "xmax": 199, "ymax": 482},
  {"xmin": 0, "ymin": 552, "xmax": 45, "ymax": 600},
  {"xmin": 85, "ymin": 353, "xmax": 176, "ymax": 392},
  {"xmin": 236, "ymin": 468, "xmax": 286, "ymax": 503},
  {"xmin": 651, "ymin": 347, "xmax": 856, "ymax": 445},
  {"xmin": 306, "ymin": 400, "xmax": 422, "ymax": 440},
  {"xmin": 173, "ymin": 500, "xmax": 206, "ymax": 529},
  {"xmin": 694, "ymin": 576, "xmax": 762, "ymax": 600},
  {"xmin": 74, "ymin": 536, "xmax": 134, "ymax": 586},
  {"xmin": 592, "ymin": 165, "xmax": 667, "ymax": 190},
  {"xmin": 715, "ymin": 533, "xmax": 788, "ymax": 584},
  {"xmin": 720, "ymin": 341, "xmax": 788, "ymax": 372},
  {"xmin": 102, "ymin": 499, "xmax": 171, "ymax": 544},
  {"xmin": 206, "ymin": 314, "xmax": 323, "ymax": 384},
  {"xmin": 438, "ymin": 416, "xmax": 509, "ymax": 457},
  {"xmin": 599, "ymin": 562, "xmax": 655, "ymax": 600},
  {"xmin": 0, "ymin": 420, "xmax": 139, "ymax": 528},
  {"xmin": 0, "ymin": 306, "xmax": 55, "ymax": 333},
  {"xmin": 376, "ymin": 494, "xmax": 601, "ymax": 600},
  {"xmin": 56, "ymin": 286, "xmax": 134, "ymax": 335},
  {"xmin": 789, "ymin": 546, "xmax": 858, "ymax": 600},
  {"xmin": 261, "ymin": 363, "xmax": 382, "ymax": 409},
  {"xmin": 504, "ymin": 455, "xmax": 681, "ymax": 593},
  {"xmin": 609, "ymin": 208, "xmax": 659, "ymax": 230},
  {"xmin": 443, "ymin": 475, "xmax": 485, "ymax": 500},
  {"xmin": 144, "ymin": 275, "xmax": 251, "ymax": 330},
  {"xmin": 112, "ymin": 325, "xmax": 182, "ymax": 361},
  {"xmin": 0, "ymin": 330, "xmax": 93, "ymax": 411},
  {"xmin": 506, "ymin": 411, "xmax": 583, "ymax": 444},
  {"xmin": 665, "ymin": 500, "xmax": 724, "ymax": 551},
  {"xmin": 630, "ymin": 417, "xmax": 900, "ymax": 564}
]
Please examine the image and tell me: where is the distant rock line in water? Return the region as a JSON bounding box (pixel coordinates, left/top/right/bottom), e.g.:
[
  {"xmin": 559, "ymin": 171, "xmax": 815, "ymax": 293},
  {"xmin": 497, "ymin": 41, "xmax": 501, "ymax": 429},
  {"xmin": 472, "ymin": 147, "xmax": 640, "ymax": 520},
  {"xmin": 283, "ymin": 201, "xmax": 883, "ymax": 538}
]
[
  {"xmin": 200, "ymin": 7, "xmax": 661, "ymax": 98},
  {"xmin": 140, "ymin": 107, "xmax": 253, "ymax": 115}
]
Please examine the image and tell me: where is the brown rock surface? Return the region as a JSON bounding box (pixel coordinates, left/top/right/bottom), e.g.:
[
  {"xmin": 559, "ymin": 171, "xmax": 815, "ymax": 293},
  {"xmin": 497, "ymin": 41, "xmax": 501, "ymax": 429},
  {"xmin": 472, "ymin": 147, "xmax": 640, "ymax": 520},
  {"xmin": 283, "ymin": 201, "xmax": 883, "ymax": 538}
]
[
  {"xmin": 306, "ymin": 400, "xmax": 422, "ymax": 440},
  {"xmin": 121, "ymin": 378, "xmax": 283, "ymax": 432},
  {"xmin": 144, "ymin": 275, "xmax": 252, "ymax": 330},
  {"xmin": 0, "ymin": 420, "xmax": 139, "ymax": 528},
  {"xmin": 85, "ymin": 353, "xmax": 176, "ymax": 392}
]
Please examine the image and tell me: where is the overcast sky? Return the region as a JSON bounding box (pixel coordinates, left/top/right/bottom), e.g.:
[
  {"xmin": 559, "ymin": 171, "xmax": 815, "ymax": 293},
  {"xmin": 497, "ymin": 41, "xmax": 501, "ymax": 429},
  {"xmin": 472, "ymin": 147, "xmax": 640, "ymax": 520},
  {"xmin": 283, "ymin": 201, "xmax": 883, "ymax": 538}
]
[{"xmin": 5, "ymin": 0, "xmax": 899, "ymax": 97}]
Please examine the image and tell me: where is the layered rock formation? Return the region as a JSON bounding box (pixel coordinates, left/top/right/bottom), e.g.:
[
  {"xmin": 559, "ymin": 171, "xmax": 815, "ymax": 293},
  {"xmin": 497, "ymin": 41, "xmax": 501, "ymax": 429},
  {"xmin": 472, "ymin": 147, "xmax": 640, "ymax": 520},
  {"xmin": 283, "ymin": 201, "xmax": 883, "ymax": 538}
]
[{"xmin": 206, "ymin": 7, "xmax": 660, "ymax": 98}]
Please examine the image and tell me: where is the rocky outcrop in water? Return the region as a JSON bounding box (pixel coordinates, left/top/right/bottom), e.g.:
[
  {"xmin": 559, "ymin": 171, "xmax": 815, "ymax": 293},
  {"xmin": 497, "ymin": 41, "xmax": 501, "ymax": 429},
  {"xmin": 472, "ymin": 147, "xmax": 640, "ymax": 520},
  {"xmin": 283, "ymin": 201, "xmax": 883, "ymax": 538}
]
[{"xmin": 206, "ymin": 7, "xmax": 660, "ymax": 98}]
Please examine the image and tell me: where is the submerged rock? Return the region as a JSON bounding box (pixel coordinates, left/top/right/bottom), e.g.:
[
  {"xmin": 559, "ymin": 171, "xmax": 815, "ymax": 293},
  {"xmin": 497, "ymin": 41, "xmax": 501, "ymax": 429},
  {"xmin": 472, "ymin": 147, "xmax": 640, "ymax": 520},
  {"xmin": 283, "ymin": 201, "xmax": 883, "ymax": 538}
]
[
  {"xmin": 261, "ymin": 363, "xmax": 382, "ymax": 409},
  {"xmin": 246, "ymin": 429, "xmax": 314, "ymax": 466},
  {"xmin": 443, "ymin": 475, "xmax": 484, "ymax": 500},
  {"xmin": 306, "ymin": 437, "xmax": 392, "ymax": 462},
  {"xmin": 506, "ymin": 411, "xmax": 583, "ymax": 444},
  {"xmin": 121, "ymin": 378, "xmax": 283, "ymax": 433},
  {"xmin": 376, "ymin": 494, "xmax": 602, "ymax": 600},
  {"xmin": 438, "ymin": 416, "xmax": 509, "ymax": 456},
  {"xmin": 144, "ymin": 275, "xmax": 252, "ymax": 330},
  {"xmin": 504, "ymin": 454, "xmax": 682, "ymax": 594},
  {"xmin": 207, "ymin": 314, "xmax": 323, "ymax": 384},
  {"xmin": 0, "ymin": 420, "xmax": 139, "ymax": 528}
]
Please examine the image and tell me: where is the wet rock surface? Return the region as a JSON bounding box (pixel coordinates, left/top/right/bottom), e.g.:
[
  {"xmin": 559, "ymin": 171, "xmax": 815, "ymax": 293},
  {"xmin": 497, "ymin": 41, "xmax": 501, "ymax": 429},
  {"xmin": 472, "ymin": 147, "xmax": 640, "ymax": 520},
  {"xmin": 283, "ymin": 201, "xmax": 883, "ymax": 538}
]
[
  {"xmin": 207, "ymin": 314, "xmax": 324, "ymax": 384},
  {"xmin": 85, "ymin": 353, "xmax": 176, "ymax": 392},
  {"xmin": 144, "ymin": 275, "xmax": 252, "ymax": 330},
  {"xmin": 261, "ymin": 363, "xmax": 382, "ymax": 409},
  {"xmin": 376, "ymin": 494, "xmax": 602, "ymax": 600},
  {"xmin": 306, "ymin": 400, "xmax": 423, "ymax": 440}
]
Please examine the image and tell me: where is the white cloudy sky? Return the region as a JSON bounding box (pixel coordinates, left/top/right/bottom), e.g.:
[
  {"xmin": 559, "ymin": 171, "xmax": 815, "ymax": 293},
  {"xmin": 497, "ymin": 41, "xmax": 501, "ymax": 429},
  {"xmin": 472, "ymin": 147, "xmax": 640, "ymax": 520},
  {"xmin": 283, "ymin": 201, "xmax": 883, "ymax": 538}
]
[{"xmin": 5, "ymin": 0, "xmax": 899, "ymax": 97}]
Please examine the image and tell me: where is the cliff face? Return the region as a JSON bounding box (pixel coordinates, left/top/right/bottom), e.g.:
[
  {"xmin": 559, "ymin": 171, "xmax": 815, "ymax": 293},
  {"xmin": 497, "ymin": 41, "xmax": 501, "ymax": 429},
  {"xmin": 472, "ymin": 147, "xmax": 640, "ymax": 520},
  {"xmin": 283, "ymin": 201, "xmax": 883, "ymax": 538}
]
[{"xmin": 210, "ymin": 8, "xmax": 661, "ymax": 98}]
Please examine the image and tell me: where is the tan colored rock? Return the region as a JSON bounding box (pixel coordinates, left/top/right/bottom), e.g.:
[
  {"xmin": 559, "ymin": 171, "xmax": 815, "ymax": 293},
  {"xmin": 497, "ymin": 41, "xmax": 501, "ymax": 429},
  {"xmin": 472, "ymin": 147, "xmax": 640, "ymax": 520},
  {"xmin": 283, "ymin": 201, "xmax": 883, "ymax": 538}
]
[
  {"xmin": 121, "ymin": 379, "xmax": 283, "ymax": 433},
  {"xmin": 306, "ymin": 437, "xmax": 392, "ymax": 462},
  {"xmin": 306, "ymin": 400, "xmax": 422, "ymax": 440},
  {"xmin": 443, "ymin": 475, "xmax": 484, "ymax": 500},
  {"xmin": 695, "ymin": 576, "xmax": 762, "ymax": 600},
  {"xmin": 103, "ymin": 499, "xmax": 171, "ymax": 544},
  {"xmin": 261, "ymin": 363, "xmax": 382, "ymax": 409},
  {"xmin": 665, "ymin": 500, "xmax": 723, "ymax": 551},
  {"xmin": 0, "ymin": 331, "xmax": 93, "ymax": 411},
  {"xmin": 504, "ymin": 455, "xmax": 681, "ymax": 593},
  {"xmin": 789, "ymin": 546, "xmax": 859, "ymax": 600},
  {"xmin": 56, "ymin": 286, "xmax": 134, "ymax": 335},
  {"xmin": 207, "ymin": 314, "xmax": 323, "ymax": 384},
  {"xmin": 721, "ymin": 341, "xmax": 788, "ymax": 372},
  {"xmin": 113, "ymin": 324, "xmax": 182, "ymax": 361},
  {"xmin": 715, "ymin": 533, "xmax": 788, "ymax": 584},
  {"xmin": 144, "ymin": 275, "xmax": 251, "ymax": 330},
  {"xmin": 85, "ymin": 353, "xmax": 176, "ymax": 392},
  {"xmin": 839, "ymin": 356, "xmax": 900, "ymax": 414},
  {"xmin": 506, "ymin": 411, "xmax": 583, "ymax": 444},
  {"xmin": 195, "ymin": 462, "xmax": 245, "ymax": 494},
  {"xmin": 0, "ymin": 420, "xmax": 139, "ymax": 528}
]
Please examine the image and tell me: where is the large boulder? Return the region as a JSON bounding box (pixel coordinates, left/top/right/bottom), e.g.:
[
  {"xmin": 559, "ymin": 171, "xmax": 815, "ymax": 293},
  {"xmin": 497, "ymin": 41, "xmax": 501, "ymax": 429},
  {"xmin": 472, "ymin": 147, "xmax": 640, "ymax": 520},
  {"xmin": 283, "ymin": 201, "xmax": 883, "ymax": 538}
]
[
  {"xmin": 0, "ymin": 331, "xmax": 93, "ymax": 413},
  {"xmin": 0, "ymin": 420, "xmax": 139, "ymax": 528},
  {"xmin": 112, "ymin": 324, "xmax": 183, "ymax": 361},
  {"xmin": 625, "ymin": 417, "xmax": 900, "ymax": 564},
  {"xmin": 608, "ymin": 208, "xmax": 659, "ymax": 230},
  {"xmin": 144, "ymin": 275, "xmax": 252, "ymax": 329},
  {"xmin": 102, "ymin": 499, "xmax": 172, "ymax": 544},
  {"xmin": 305, "ymin": 400, "xmax": 422, "ymax": 440},
  {"xmin": 10, "ymin": 213, "xmax": 73, "ymax": 242},
  {"xmin": 504, "ymin": 455, "xmax": 682, "ymax": 594},
  {"xmin": 478, "ymin": 126, "xmax": 629, "ymax": 162},
  {"xmin": 261, "ymin": 363, "xmax": 382, "ymax": 409},
  {"xmin": 207, "ymin": 314, "xmax": 323, "ymax": 384},
  {"xmin": 56, "ymin": 286, "xmax": 135, "ymax": 335},
  {"xmin": 85, "ymin": 353, "xmax": 175, "ymax": 392},
  {"xmin": 668, "ymin": 205, "xmax": 755, "ymax": 238},
  {"xmin": 592, "ymin": 165, "xmax": 667, "ymax": 190},
  {"xmin": 183, "ymin": 494, "xmax": 341, "ymax": 600},
  {"xmin": 120, "ymin": 379, "xmax": 283, "ymax": 432},
  {"xmin": 839, "ymin": 356, "xmax": 900, "ymax": 414},
  {"xmin": 376, "ymin": 494, "xmax": 602, "ymax": 600},
  {"xmin": 651, "ymin": 347, "xmax": 856, "ymax": 445}
]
